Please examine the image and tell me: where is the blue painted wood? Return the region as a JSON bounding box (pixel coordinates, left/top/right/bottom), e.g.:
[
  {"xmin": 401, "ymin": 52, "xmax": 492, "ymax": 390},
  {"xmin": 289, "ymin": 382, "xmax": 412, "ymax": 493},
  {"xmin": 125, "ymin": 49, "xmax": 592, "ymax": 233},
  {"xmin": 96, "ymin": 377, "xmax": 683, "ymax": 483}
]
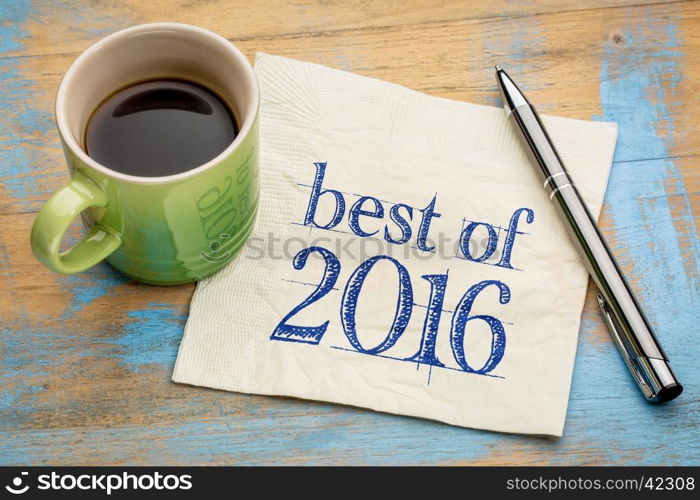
[{"xmin": 0, "ymin": 0, "xmax": 697, "ymax": 465}]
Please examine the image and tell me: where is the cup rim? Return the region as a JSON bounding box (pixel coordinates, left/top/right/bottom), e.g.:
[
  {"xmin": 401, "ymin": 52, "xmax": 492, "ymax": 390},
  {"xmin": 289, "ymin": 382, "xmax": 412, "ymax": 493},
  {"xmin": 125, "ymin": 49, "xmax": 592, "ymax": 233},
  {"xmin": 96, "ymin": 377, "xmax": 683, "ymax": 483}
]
[{"xmin": 55, "ymin": 22, "xmax": 259, "ymax": 185}]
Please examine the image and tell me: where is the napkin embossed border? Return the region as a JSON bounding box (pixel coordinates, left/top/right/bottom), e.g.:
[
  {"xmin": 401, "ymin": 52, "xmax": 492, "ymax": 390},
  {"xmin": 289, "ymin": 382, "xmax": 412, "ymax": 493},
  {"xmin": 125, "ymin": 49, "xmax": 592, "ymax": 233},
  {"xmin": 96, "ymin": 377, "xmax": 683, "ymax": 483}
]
[{"xmin": 173, "ymin": 53, "xmax": 617, "ymax": 436}]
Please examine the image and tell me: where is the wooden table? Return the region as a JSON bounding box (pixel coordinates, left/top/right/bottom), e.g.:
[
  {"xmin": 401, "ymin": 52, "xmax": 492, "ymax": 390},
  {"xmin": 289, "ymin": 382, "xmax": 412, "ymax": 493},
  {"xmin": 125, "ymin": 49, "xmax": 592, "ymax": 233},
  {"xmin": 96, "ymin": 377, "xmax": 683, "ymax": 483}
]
[{"xmin": 1, "ymin": 0, "xmax": 698, "ymax": 465}]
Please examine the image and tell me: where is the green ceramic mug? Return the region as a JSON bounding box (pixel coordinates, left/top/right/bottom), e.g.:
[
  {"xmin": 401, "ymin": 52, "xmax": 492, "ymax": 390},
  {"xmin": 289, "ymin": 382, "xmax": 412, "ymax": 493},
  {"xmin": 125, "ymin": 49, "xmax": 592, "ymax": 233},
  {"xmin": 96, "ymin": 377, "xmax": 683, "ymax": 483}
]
[{"xmin": 30, "ymin": 23, "xmax": 260, "ymax": 285}]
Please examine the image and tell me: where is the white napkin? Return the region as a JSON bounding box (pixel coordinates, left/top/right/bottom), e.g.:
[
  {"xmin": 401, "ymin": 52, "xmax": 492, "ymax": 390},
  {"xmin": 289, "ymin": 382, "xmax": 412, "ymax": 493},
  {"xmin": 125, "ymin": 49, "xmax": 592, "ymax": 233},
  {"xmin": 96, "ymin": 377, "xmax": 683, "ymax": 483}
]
[{"xmin": 173, "ymin": 53, "xmax": 617, "ymax": 436}]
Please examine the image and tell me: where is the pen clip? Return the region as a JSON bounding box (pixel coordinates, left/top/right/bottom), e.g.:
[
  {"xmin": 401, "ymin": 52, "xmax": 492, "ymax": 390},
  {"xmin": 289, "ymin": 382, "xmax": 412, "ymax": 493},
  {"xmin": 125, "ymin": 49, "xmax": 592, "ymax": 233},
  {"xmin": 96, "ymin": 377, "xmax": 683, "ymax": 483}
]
[{"xmin": 595, "ymin": 292, "xmax": 654, "ymax": 399}]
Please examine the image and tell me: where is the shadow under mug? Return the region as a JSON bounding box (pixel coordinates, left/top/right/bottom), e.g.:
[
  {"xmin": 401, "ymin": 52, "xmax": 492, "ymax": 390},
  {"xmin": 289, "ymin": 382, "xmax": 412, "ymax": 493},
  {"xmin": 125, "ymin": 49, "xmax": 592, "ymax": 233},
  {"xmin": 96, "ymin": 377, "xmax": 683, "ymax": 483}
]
[{"xmin": 30, "ymin": 23, "xmax": 260, "ymax": 285}]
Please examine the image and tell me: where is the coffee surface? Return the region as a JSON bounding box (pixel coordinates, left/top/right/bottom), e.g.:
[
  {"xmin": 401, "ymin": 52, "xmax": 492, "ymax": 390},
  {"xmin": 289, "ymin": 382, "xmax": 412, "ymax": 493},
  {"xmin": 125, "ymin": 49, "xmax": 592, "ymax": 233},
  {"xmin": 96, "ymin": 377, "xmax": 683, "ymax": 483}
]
[{"xmin": 86, "ymin": 80, "xmax": 237, "ymax": 177}]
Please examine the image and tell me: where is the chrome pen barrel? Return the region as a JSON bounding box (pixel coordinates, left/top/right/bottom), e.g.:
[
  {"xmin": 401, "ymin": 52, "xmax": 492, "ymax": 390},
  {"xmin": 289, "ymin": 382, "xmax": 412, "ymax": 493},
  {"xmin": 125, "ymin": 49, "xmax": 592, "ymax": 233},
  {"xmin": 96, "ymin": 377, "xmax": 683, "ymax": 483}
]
[{"xmin": 509, "ymin": 101, "xmax": 683, "ymax": 403}]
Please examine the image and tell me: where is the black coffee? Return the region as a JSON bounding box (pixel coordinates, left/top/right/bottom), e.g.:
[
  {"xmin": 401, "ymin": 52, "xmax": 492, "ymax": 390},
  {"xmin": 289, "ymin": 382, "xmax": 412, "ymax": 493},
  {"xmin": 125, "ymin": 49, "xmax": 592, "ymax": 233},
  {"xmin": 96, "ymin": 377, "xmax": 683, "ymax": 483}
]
[{"xmin": 85, "ymin": 80, "xmax": 237, "ymax": 177}]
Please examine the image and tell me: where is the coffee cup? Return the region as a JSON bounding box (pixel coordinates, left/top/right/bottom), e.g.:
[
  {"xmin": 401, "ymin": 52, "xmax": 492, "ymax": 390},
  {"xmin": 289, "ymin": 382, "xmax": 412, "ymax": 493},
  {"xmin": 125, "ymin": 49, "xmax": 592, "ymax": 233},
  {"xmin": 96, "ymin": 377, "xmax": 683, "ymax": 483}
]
[{"xmin": 30, "ymin": 23, "xmax": 259, "ymax": 284}]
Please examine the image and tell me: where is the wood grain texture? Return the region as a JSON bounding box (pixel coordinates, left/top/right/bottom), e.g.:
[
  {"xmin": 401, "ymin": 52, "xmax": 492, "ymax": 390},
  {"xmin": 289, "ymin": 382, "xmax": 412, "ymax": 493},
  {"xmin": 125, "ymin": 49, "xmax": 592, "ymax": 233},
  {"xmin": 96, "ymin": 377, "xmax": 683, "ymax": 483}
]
[{"xmin": 1, "ymin": 0, "xmax": 698, "ymax": 465}]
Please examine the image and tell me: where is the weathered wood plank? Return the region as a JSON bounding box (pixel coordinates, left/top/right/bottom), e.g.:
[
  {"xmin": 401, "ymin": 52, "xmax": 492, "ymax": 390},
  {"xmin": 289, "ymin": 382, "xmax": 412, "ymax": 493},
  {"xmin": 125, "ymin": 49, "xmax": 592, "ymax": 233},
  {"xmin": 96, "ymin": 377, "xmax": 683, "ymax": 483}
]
[
  {"xmin": 2, "ymin": 2, "xmax": 699, "ymax": 215},
  {"xmin": 0, "ymin": 0, "xmax": 684, "ymax": 59},
  {"xmin": 0, "ymin": 295, "xmax": 697, "ymax": 467},
  {"xmin": 1, "ymin": 0, "xmax": 698, "ymax": 465},
  {"xmin": 1, "ymin": 184, "xmax": 696, "ymax": 464}
]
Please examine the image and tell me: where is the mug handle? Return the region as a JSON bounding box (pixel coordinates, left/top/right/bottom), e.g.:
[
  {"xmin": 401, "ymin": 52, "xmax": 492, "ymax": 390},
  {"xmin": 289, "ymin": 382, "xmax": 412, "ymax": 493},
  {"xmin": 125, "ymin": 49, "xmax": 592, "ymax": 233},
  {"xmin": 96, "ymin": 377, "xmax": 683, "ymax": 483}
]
[{"xmin": 31, "ymin": 171, "xmax": 122, "ymax": 274}]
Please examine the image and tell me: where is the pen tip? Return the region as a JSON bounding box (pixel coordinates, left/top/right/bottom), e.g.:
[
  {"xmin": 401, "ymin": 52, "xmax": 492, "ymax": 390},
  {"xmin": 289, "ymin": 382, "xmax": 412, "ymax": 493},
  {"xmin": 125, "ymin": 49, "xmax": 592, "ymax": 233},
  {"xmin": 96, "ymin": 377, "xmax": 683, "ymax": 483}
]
[{"xmin": 494, "ymin": 64, "xmax": 503, "ymax": 72}]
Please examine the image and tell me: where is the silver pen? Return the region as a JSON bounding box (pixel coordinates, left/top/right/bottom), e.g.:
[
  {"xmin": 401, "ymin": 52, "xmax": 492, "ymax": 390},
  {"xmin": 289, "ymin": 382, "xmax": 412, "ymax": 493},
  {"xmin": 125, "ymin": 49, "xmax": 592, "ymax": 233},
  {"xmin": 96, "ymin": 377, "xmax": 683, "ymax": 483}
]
[{"xmin": 495, "ymin": 66, "xmax": 682, "ymax": 403}]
